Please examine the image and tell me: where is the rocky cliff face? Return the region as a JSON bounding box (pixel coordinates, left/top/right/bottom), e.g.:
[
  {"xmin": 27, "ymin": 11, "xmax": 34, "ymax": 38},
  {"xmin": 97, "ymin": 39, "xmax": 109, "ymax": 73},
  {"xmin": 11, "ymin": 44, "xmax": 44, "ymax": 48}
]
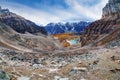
[
  {"xmin": 102, "ymin": 0, "xmax": 120, "ymax": 19},
  {"xmin": 81, "ymin": 0, "xmax": 120, "ymax": 46},
  {"xmin": 0, "ymin": 7, "xmax": 47, "ymax": 35}
]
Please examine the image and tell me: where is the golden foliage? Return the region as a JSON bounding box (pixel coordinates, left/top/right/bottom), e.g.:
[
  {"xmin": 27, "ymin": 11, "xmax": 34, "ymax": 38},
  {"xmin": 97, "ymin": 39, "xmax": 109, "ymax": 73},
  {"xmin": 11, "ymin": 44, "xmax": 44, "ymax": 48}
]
[{"xmin": 51, "ymin": 33, "xmax": 79, "ymax": 47}]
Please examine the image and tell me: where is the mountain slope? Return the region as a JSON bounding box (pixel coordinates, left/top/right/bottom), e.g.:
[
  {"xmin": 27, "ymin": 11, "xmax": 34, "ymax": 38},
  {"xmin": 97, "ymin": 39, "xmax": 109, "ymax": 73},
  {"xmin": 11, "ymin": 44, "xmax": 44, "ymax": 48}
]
[
  {"xmin": 0, "ymin": 7, "xmax": 47, "ymax": 35},
  {"xmin": 0, "ymin": 22, "xmax": 59, "ymax": 52},
  {"xmin": 80, "ymin": 0, "xmax": 120, "ymax": 47},
  {"xmin": 45, "ymin": 21, "xmax": 90, "ymax": 34}
]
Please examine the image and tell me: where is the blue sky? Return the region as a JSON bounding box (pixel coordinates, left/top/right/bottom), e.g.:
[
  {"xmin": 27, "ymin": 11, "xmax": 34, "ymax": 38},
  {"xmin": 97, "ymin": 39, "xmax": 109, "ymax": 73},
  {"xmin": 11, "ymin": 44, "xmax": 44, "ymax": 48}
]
[{"xmin": 0, "ymin": 0, "xmax": 108, "ymax": 25}]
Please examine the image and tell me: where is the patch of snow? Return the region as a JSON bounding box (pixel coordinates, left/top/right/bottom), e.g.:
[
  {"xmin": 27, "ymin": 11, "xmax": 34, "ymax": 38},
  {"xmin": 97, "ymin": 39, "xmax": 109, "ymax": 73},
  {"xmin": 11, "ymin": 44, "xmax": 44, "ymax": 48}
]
[
  {"xmin": 81, "ymin": 79, "xmax": 87, "ymax": 80},
  {"xmin": 48, "ymin": 68, "xmax": 59, "ymax": 73},
  {"xmin": 54, "ymin": 76, "xmax": 69, "ymax": 80},
  {"xmin": 73, "ymin": 67, "xmax": 87, "ymax": 71},
  {"xmin": 17, "ymin": 76, "xmax": 30, "ymax": 80}
]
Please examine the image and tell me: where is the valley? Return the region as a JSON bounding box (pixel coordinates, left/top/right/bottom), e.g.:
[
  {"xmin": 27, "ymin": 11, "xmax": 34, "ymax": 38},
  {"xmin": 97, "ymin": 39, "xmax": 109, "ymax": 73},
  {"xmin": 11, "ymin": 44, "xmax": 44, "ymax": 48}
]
[{"xmin": 0, "ymin": 0, "xmax": 120, "ymax": 80}]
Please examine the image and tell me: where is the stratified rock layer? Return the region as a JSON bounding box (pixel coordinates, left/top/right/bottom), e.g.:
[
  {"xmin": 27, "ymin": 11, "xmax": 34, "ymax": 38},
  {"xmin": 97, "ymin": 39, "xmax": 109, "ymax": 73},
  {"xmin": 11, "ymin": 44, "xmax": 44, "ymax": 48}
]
[{"xmin": 81, "ymin": 0, "xmax": 120, "ymax": 46}]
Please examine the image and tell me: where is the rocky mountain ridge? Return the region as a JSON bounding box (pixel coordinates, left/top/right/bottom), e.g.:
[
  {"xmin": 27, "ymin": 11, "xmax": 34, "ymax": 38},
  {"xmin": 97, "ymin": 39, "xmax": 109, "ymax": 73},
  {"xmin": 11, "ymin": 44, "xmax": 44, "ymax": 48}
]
[
  {"xmin": 102, "ymin": 0, "xmax": 120, "ymax": 19},
  {"xmin": 81, "ymin": 0, "xmax": 120, "ymax": 47},
  {"xmin": 45, "ymin": 21, "xmax": 90, "ymax": 34},
  {"xmin": 0, "ymin": 6, "xmax": 47, "ymax": 35}
]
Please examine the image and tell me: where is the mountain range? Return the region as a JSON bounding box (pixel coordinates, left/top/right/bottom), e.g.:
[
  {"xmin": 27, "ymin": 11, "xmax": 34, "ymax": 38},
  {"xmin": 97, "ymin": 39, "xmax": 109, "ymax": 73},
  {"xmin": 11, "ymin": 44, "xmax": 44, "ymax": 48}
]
[
  {"xmin": 0, "ymin": 6, "xmax": 91, "ymax": 52},
  {"xmin": 45, "ymin": 21, "xmax": 90, "ymax": 34},
  {"xmin": 0, "ymin": 7, "xmax": 91, "ymax": 35},
  {"xmin": 0, "ymin": 0, "xmax": 120, "ymax": 50},
  {"xmin": 0, "ymin": 0, "xmax": 120, "ymax": 80}
]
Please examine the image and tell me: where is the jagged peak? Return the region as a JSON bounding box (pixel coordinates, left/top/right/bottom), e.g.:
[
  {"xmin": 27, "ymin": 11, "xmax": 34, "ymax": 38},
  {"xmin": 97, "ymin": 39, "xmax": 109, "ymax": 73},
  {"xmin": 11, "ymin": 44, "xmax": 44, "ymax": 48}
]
[
  {"xmin": 102, "ymin": 0, "xmax": 120, "ymax": 19},
  {"xmin": 0, "ymin": 6, "xmax": 9, "ymax": 14}
]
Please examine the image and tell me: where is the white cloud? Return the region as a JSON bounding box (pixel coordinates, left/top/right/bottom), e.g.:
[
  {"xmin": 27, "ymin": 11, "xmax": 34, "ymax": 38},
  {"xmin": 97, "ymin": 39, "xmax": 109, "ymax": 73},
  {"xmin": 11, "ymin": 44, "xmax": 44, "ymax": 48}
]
[
  {"xmin": 0, "ymin": 2, "xmax": 61, "ymax": 26},
  {"xmin": 65, "ymin": 0, "xmax": 108, "ymax": 20},
  {"xmin": 0, "ymin": 0, "xmax": 108, "ymax": 26}
]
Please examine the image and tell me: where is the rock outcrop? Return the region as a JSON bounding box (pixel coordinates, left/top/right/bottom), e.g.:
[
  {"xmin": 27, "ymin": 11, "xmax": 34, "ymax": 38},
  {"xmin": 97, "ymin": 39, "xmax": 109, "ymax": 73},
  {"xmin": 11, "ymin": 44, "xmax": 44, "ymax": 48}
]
[
  {"xmin": 102, "ymin": 0, "xmax": 120, "ymax": 19},
  {"xmin": 0, "ymin": 7, "xmax": 47, "ymax": 35},
  {"xmin": 0, "ymin": 71, "xmax": 10, "ymax": 80},
  {"xmin": 81, "ymin": 0, "xmax": 120, "ymax": 46}
]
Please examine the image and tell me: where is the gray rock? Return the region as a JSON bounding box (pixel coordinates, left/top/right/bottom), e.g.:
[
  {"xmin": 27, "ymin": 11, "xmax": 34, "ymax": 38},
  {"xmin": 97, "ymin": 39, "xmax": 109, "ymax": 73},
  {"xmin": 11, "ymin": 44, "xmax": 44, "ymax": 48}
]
[
  {"xmin": 0, "ymin": 71, "xmax": 10, "ymax": 80},
  {"xmin": 33, "ymin": 59, "xmax": 42, "ymax": 64},
  {"xmin": 102, "ymin": 0, "xmax": 120, "ymax": 19}
]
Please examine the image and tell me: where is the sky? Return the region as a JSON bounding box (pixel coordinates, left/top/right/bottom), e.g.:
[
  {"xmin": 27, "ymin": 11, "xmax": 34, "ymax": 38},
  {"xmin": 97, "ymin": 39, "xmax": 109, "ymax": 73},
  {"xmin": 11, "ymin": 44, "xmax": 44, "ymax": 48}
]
[{"xmin": 0, "ymin": 0, "xmax": 108, "ymax": 26}]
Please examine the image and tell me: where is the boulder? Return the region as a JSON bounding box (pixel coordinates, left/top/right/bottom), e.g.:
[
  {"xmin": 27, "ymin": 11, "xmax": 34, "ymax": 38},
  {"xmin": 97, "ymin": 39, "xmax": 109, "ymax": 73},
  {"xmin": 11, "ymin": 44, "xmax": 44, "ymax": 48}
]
[{"xmin": 0, "ymin": 71, "xmax": 10, "ymax": 80}]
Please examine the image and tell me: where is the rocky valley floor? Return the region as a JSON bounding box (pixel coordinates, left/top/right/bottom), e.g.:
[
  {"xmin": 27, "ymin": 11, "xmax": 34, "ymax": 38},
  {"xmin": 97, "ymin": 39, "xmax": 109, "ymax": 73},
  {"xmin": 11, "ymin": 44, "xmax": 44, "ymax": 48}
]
[
  {"xmin": 0, "ymin": 0, "xmax": 120, "ymax": 80},
  {"xmin": 0, "ymin": 46, "xmax": 120, "ymax": 80}
]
